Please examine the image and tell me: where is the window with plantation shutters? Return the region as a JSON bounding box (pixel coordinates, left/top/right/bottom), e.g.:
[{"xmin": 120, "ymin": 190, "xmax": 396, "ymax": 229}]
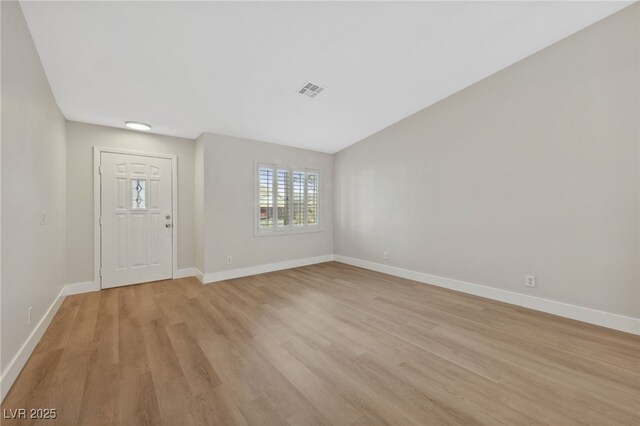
[
  {"xmin": 292, "ymin": 171, "xmax": 305, "ymax": 225},
  {"xmin": 276, "ymin": 169, "xmax": 290, "ymax": 227},
  {"xmin": 258, "ymin": 168, "xmax": 274, "ymax": 229},
  {"xmin": 256, "ymin": 163, "xmax": 320, "ymax": 235},
  {"xmin": 306, "ymin": 172, "xmax": 318, "ymax": 225}
]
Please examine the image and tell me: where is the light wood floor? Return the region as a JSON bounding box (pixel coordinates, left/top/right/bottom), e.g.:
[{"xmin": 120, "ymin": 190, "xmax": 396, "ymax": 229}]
[{"xmin": 2, "ymin": 262, "xmax": 639, "ymax": 425}]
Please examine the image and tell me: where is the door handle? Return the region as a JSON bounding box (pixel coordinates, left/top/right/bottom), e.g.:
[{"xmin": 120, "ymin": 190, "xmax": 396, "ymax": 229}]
[{"xmin": 165, "ymin": 223, "xmax": 172, "ymax": 228}]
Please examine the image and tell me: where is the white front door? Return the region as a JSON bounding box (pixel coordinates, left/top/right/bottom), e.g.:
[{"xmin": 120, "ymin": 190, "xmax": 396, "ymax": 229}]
[{"xmin": 100, "ymin": 152, "xmax": 173, "ymax": 288}]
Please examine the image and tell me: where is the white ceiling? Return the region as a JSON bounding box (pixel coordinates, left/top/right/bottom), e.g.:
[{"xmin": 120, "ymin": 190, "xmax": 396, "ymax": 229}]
[{"xmin": 21, "ymin": 1, "xmax": 631, "ymax": 153}]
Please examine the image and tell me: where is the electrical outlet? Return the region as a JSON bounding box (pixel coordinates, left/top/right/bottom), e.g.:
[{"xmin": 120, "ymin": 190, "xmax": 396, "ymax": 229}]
[
  {"xmin": 383, "ymin": 251, "xmax": 389, "ymax": 261},
  {"xmin": 28, "ymin": 306, "xmax": 32, "ymax": 325},
  {"xmin": 525, "ymin": 275, "xmax": 536, "ymax": 288},
  {"xmin": 226, "ymin": 256, "xmax": 233, "ymax": 264}
]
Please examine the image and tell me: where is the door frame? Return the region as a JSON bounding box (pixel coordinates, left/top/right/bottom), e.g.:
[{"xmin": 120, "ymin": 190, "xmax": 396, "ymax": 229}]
[{"xmin": 93, "ymin": 146, "xmax": 178, "ymax": 289}]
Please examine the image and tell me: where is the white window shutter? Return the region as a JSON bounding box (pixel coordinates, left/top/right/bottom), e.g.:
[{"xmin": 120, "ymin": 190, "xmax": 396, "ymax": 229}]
[
  {"xmin": 258, "ymin": 166, "xmax": 275, "ymax": 231},
  {"xmin": 306, "ymin": 172, "xmax": 318, "ymax": 225},
  {"xmin": 276, "ymin": 169, "xmax": 291, "ymax": 229}
]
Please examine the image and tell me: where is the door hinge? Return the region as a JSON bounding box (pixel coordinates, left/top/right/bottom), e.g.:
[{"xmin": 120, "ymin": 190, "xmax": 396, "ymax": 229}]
[
  {"xmin": 99, "ymin": 217, "xmax": 102, "ymax": 226},
  {"xmin": 98, "ymin": 165, "xmax": 103, "ymax": 175},
  {"xmin": 99, "ymin": 269, "xmax": 102, "ymax": 278}
]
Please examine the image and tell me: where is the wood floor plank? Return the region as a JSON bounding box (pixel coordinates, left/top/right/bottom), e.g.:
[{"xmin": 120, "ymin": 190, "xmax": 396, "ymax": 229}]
[
  {"xmin": 165, "ymin": 322, "xmax": 222, "ymax": 395},
  {"xmin": 2, "ymin": 262, "xmax": 639, "ymax": 425},
  {"xmin": 44, "ymin": 301, "xmax": 100, "ymax": 425},
  {"xmin": 141, "ymin": 318, "xmax": 184, "ymax": 386},
  {"xmin": 118, "ymin": 371, "xmax": 162, "ymax": 426},
  {"xmin": 77, "ymin": 361, "xmax": 119, "ymax": 425}
]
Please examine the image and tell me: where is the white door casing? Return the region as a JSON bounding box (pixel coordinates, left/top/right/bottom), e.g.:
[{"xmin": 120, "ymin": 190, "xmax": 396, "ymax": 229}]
[{"xmin": 98, "ymin": 151, "xmax": 174, "ymax": 288}]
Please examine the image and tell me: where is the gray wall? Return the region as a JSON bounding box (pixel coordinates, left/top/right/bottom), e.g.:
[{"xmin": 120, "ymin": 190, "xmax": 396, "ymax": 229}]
[
  {"xmin": 1, "ymin": 1, "xmax": 67, "ymax": 377},
  {"xmin": 198, "ymin": 133, "xmax": 333, "ymax": 274},
  {"xmin": 66, "ymin": 121, "xmax": 195, "ymax": 283},
  {"xmin": 334, "ymin": 4, "xmax": 639, "ymax": 318}
]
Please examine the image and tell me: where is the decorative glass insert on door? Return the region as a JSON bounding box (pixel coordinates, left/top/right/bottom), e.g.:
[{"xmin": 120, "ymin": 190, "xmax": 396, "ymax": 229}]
[{"xmin": 131, "ymin": 179, "xmax": 146, "ymax": 209}]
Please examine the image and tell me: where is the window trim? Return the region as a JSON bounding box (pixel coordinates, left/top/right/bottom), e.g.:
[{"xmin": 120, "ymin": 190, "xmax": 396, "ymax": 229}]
[{"xmin": 254, "ymin": 161, "xmax": 321, "ymax": 236}]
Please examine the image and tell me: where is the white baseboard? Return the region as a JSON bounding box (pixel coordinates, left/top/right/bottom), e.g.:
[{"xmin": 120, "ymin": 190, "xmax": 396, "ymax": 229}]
[
  {"xmin": 0, "ymin": 285, "xmax": 66, "ymax": 402},
  {"xmin": 333, "ymin": 255, "xmax": 640, "ymax": 335},
  {"xmin": 198, "ymin": 255, "xmax": 334, "ymax": 284},
  {"xmin": 194, "ymin": 268, "xmax": 205, "ymax": 283},
  {"xmin": 64, "ymin": 280, "xmax": 100, "ymax": 296},
  {"xmin": 174, "ymin": 268, "xmax": 196, "ymax": 279}
]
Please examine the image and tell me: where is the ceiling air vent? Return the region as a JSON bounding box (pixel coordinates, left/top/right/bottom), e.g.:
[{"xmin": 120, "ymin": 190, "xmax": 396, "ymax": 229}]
[{"xmin": 298, "ymin": 82, "xmax": 325, "ymax": 98}]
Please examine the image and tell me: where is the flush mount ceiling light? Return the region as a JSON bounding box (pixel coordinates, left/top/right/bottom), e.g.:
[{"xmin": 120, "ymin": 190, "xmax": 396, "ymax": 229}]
[
  {"xmin": 125, "ymin": 121, "xmax": 151, "ymax": 131},
  {"xmin": 298, "ymin": 82, "xmax": 325, "ymax": 98}
]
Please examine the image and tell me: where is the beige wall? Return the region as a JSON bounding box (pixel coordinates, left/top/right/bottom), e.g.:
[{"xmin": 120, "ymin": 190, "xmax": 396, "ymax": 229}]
[
  {"xmin": 1, "ymin": 1, "xmax": 67, "ymax": 379},
  {"xmin": 198, "ymin": 133, "xmax": 333, "ymax": 274},
  {"xmin": 334, "ymin": 4, "xmax": 640, "ymax": 318},
  {"xmin": 66, "ymin": 121, "xmax": 195, "ymax": 283}
]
